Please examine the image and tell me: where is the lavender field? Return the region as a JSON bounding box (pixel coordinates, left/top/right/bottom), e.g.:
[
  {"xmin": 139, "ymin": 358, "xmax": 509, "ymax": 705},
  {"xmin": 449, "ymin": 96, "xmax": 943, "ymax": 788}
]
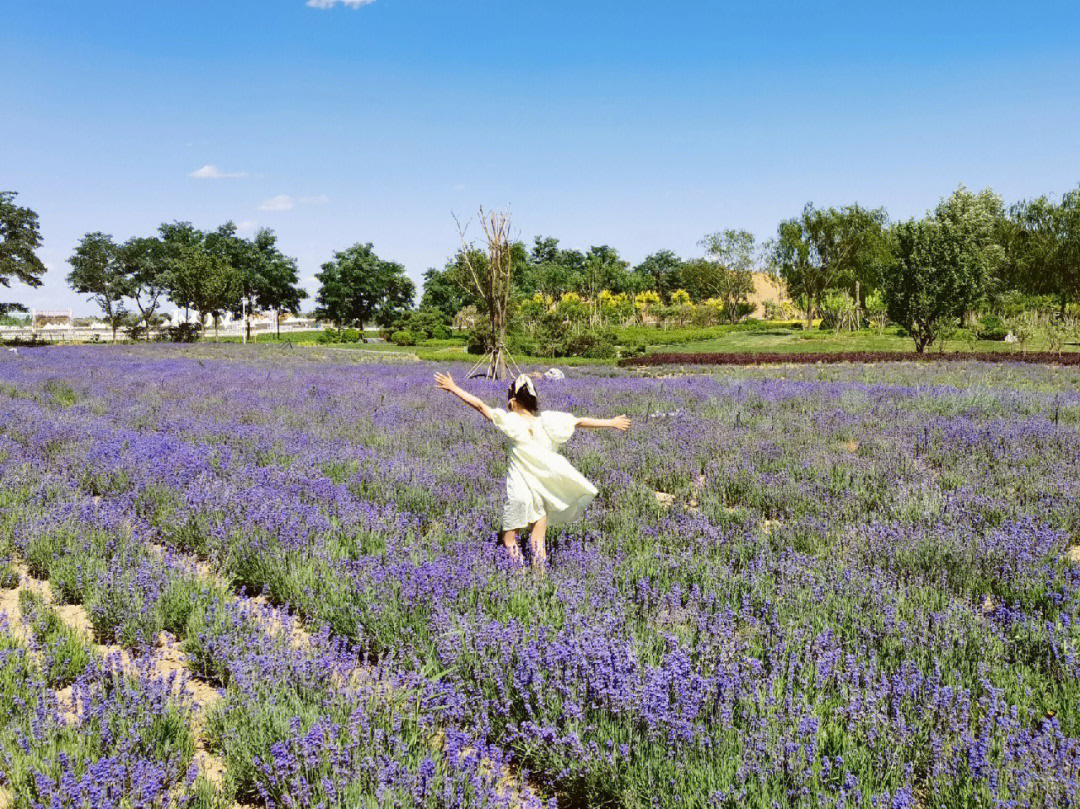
[{"xmin": 1, "ymin": 345, "xmax": 1079, "ymax": 809}]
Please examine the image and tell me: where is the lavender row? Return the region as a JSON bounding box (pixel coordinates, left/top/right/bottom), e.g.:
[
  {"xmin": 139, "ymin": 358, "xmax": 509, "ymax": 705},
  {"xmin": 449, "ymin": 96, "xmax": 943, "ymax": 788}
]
[{"xmin": 2, "ymin": 345, "xmax": 1080, "ymax": 807}]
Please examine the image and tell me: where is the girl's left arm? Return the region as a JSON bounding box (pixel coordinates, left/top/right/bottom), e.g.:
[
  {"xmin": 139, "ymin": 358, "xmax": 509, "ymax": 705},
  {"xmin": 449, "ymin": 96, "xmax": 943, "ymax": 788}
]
[
  {"xmin": 434, "ymin": 372, "xmax": 494, "ymax": 422},
  {"xmin": 576, "ymin": 415, "xmax": 631, "ymax": 432}
]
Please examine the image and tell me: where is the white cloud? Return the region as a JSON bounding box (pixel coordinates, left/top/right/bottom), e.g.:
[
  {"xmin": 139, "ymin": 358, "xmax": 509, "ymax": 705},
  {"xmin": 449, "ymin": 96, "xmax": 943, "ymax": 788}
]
[
  {"xmin": 259, "ymin": 195, "xmax": 295, "ymax": 211},
  {"xmin": 236, "ymin": 220, "xmax": 258, "ymax": 233},
  {"xmin": 189, "ymin": 164, "xmax": 247, "ymax": 179},
  {"xmin": 306, "ymin": 0, "xmax": 375, "ymax": 7},
  {"xmin": 259, "ymin": 194, "xmax": 328, "ymax": 212}
]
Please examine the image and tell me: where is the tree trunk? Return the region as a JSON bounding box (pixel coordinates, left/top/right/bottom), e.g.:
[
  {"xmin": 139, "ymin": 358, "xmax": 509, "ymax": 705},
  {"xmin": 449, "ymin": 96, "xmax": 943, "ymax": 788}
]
[
  {"xmin": 489, "ymin": 310, "xmax": 509, "ymax": 379},
  {"xmin": 276, "ymin": 310, "xmax": 281, "ymax": 338}
]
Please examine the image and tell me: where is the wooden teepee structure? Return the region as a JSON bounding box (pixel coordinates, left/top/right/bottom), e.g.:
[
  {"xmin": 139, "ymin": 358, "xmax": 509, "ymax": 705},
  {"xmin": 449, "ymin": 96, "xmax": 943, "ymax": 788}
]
[{"xmin": 456, "ymin": 206, "xmax": 519, "ymax": 379}]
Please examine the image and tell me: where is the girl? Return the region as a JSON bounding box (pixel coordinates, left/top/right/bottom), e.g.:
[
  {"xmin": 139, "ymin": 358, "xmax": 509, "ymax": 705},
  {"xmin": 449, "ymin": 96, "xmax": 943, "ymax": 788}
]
[{"xmin": 435, "ymin": 371, "xmax": 631, "ymax": 570}]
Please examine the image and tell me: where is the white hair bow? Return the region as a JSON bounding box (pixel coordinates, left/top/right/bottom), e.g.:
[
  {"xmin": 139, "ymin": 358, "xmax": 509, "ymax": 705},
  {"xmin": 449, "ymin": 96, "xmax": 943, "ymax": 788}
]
[{"xmin": 513, "ymin": 374, "xmax": 536, "ymax": 396}]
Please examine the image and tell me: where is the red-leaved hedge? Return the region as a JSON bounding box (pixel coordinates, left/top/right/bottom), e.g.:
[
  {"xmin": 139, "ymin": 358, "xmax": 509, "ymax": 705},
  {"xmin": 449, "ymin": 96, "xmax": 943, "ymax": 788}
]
[{"xmin": 618, "ymin": 351, "xmax": 1080, "ymax": 368}]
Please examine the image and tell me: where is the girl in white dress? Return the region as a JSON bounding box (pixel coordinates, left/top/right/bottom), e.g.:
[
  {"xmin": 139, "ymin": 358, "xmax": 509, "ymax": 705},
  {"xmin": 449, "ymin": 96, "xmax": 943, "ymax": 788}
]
[{"xmin": 435, "ymin": 371, "xmax": 631, "ymax": 570}]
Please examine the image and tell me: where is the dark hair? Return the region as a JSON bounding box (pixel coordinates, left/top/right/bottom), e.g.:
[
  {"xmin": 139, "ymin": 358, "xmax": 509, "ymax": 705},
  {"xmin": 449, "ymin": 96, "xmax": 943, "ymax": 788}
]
[{"xmin": 508, "ymin": 379, "xmax": 539, "ymax": 415}]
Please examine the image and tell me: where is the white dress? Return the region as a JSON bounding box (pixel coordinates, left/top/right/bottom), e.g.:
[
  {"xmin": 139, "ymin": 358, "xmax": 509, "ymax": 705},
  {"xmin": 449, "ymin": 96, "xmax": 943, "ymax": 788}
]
[{"xmin": 490, "ymin": 409, "xmax": 599, "ymax": 531}]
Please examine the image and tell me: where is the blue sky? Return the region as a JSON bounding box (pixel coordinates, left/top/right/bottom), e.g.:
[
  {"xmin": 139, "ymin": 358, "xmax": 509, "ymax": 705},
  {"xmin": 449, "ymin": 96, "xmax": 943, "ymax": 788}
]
[{"xmin": 3, "ymin": 1, "xmax": 1079, "ymax": 315}]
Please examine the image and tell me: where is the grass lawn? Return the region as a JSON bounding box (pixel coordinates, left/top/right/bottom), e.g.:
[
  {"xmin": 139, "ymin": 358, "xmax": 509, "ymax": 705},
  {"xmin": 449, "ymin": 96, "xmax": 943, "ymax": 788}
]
[{"xmin": 31, "ymin": 323, "xmax": 1080, "ymax": 365}]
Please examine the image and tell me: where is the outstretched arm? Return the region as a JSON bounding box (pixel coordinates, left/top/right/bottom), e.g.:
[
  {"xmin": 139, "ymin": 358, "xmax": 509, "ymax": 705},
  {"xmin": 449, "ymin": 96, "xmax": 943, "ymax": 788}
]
[
  {"xmin": 576, "ymin": 415, "xmax": 631, "ymax": 432},
  {"xmin": 434, "ymin": 372, "xmax": 494, "ymax": 422}
]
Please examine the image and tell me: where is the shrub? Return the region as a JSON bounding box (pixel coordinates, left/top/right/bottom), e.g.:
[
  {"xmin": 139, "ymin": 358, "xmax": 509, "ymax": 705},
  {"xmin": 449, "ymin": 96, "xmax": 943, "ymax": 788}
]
[
  {"xmin": 976, "ymin": 314, "xmax": 1008, "ymax": 341},
  {"xmin": 391, "ymin": 330, "xmax": 416, "ymax": 347},
  {"xmin": 564, "ymin": 330, "xmax": 617, "ymax": 359},
  {"xmin": 163, "ymin": 323, "xmax": 202, "ymax": 343},
  {"xmin": 430, "ymin": 324, "xmax": 451, "ymax": 340},
  {"xmin": 316, "ymin": 328, "xmax": 362, "ymax": 344}
]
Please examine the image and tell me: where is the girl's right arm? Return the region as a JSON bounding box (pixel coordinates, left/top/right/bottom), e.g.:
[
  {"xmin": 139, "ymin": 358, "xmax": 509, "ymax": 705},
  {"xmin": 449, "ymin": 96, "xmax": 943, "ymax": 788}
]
[{"xmin": 434, "ymin": 372, "xmax": 494, "ymax": 422}]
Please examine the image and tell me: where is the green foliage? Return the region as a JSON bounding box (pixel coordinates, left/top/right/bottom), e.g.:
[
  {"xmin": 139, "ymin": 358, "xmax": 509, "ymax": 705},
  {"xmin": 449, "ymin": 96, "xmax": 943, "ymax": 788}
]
[
  {"xmin": 316, "ymin": 328, "xmax": 362, "ymax": 344},
  {"xmin": 390, "ymin": 329, "xmax": 416, "ymax": 346},
  {"xmin": 314, "ymin": 242, "xmax": 415, "ymax": 330},
  {"xmin": 773, "ymin": 203, "xmax": 890, "ymax": 326},
  {"xmin": 67, "ymin": 231, "xmax": 128, "ymax": 339},
  {"xmin": 882, "ymin": 191, "xmax": 998, "ymax": 352},
  {"xmin": 164, "ymin": 322, "xmax": 203, "ymax": 343},
  {"xmin": 0, "ymin": 191, "xmax": 46, "ymax": 314},
  {"xmin": 819, "ymin": 290, "xmax": 861, "ymax": 332},
  {"xmin": 631, "ymin": 250, "xmax": 684, "ymax": 297},
  {"xmin": 17, "ymin": 590, "xmax": 96, "ymax": 687},
  {"xmin": 976, "ymin": 313, "xmax": 1009, "ymax": 341}
]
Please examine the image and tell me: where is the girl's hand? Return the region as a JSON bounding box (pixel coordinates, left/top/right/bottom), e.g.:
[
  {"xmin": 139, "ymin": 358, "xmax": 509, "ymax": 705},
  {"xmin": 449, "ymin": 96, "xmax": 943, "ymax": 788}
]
[
  {"xmin": 434, "ymin": 372, "xmax": 457, "ymax": 393},
  {"xmin": 610, "ymin": 415, "xmax": 631, "ymax": 432}
]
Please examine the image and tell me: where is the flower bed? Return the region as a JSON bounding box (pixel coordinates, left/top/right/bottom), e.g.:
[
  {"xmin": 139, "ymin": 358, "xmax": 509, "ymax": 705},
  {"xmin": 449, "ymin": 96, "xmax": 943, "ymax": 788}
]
[{"xmin": 619, "ymin": 349, "xmax": 1080, "ymax": 367}]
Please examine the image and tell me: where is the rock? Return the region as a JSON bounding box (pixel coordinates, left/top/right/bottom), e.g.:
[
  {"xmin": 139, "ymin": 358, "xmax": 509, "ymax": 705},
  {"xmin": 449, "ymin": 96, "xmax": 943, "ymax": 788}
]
[
  {"xmin": 654, "ymin": 491, "xmax": 675, "ymax": 507},
  {"xmin": 543, "ymin": 368, "xmax": 566, "ymax": 380}
]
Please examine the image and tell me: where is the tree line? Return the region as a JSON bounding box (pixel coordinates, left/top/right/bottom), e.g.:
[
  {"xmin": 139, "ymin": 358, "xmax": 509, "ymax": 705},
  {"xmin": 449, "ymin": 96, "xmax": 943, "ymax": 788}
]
[
  {"xmin": 3, "ymin": 183, "xmax": 1080, "ymax": 352},
  {"xmin": 66, "ymin": 222, "xmax": 307, "ymax": 341}
]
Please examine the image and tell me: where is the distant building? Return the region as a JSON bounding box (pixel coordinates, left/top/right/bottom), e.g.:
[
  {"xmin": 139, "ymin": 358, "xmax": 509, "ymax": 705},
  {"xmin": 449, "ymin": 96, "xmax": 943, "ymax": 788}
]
[{"xmin": 32, "ymin": 309, "xmax": 73, "ymax": 328}]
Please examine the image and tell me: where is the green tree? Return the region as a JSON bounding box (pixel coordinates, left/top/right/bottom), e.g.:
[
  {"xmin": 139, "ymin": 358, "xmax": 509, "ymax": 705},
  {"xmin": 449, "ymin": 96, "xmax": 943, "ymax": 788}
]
[
  {"xmin": 1004, "ymin": 188, "xmax": 1080, "ymax": 311},
  {"xmin": 117, "ymin": 236, "xmax": 169, "ymax": 341},
  {"xmin": 158, "ymin": 222, "xmax": 236, "ymax": 336},
  {"xmin": 631, "ymin": 250, "xmax": 683, "ymax": 298},
  {"xmin": 772, "ymin": 204, "xmax": 889, "ymax": 327},
  {"xmin": 0, "ymin": 192, "xmax": 46, "ymax": 316},
  {"xmin": 582, "ymin": 245, "xmax": 630, "ymax": 300},
  {"xmin": 882, "ymin": 217, "xmax": 987, "ymax": 352},
  {"xmin": 158, "ymin": 221, "xmax": 206, "ymax": 324},
  {"xmin": 314, "ymin": 243, "xmax": 415, "ymax": 333},
  {"xmin": 698, "ymin": 229, "xmax": 758, "ymax": 321},
  {"xmin": 252, "ymin": 229, "xmax": 307, "ymax": 337},
  {"xmin": 67, "ymin": 232, "xmax": 128, "ymax": 341},
  {"xmin": 419, "ymin": 266, "xmax": 469, "ymax": 322}
]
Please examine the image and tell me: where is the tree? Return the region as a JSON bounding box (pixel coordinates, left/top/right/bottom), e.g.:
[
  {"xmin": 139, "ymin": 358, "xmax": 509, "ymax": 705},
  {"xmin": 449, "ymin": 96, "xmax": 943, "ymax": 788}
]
[
  {"xmin": 159, "ymin": 222, "xmax": 206, "ymax": 324},
  {"xmin": 520, "ymin": 236, "xmax": 585, "ymax": 299},
  {"xmin": 632, "ymin": 250, "xmax": 683, "ymax": 298},
  {"xmin": 0, "ymin": 192, "xmax": 46, "ymax": 316},
  {"xmin": 206, "ymin": 223, "xmax": 254, "ymax": 337},
  {"xmin": 697, "ymin": 229, "xmax": 758, "ymax": 322},
  {"xmin": 158, "ymin": 222, "xmax": 237, "ymax": 336},
  {"xmin": 1003, "ymin": 188, "xmax": 1080, "ymax": 311},
  {"xmin": 772, "ymin": 204, "xmax": 889, "ymax": 327},
  {"xmin": 67, "ymin": 232, "xmax": 128, "ymax": 341},
  {"xmin": 117, "ymin": 236, "xmax": 169, "ymax": 341},
  {"xmin": 252, "ymin": 229, "xmax": 306, "ymax": 337},
  {"xmin": 314, "ymin": 243, "xmax": 415, "ymax": 334},
  {"xmin": 455, "ymin": 207, "xmax": 515, "ymax": 378},
  {"xmin": 882, "ymin": 217, "xmax": 986, "ymax": 352},
  {"xmin": 582, "ymin": 245, "xmax": 630, "ymax": 301},
  {"xmin": 419, "ymin": 266, "xmax": 470, "ymax": 322}
]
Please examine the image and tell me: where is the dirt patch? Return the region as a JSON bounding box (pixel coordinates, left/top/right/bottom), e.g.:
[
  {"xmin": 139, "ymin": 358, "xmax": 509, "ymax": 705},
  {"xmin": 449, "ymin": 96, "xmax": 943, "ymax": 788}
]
[
  {"xmin": 250, "ymin": 595, "xmax": 312, "ymax": 649},
  {"xmin": 654, "ymin": 491, "xmax": 675, "ymax": 507}
]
